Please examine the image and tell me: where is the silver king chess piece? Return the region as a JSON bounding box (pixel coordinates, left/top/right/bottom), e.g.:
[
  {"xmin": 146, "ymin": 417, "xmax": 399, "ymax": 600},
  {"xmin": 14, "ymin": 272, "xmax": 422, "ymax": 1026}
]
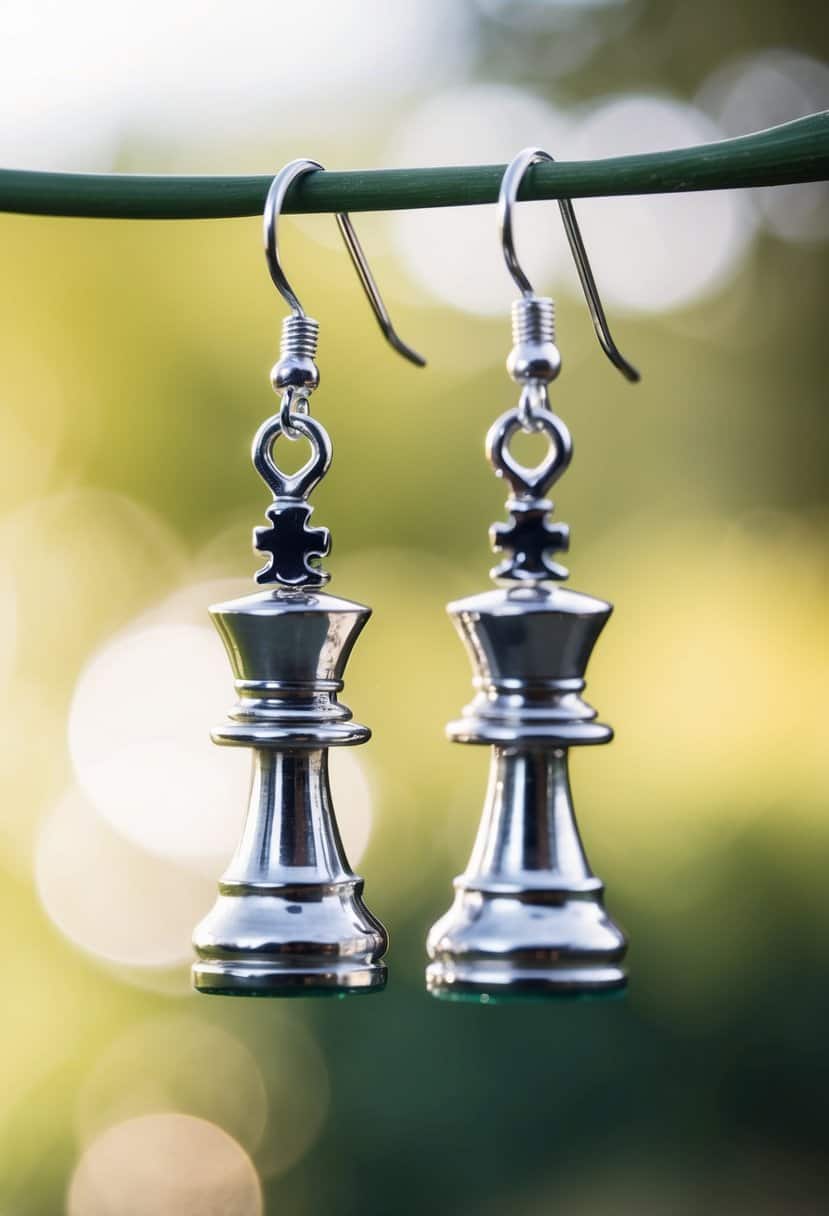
[
  {"xmin": 193, "ymin": 159, "xmax": 424, "ymax": 997},
  {"xmin": 426, "ymin": 148, "xmax": 640, "ymax": 1002}
]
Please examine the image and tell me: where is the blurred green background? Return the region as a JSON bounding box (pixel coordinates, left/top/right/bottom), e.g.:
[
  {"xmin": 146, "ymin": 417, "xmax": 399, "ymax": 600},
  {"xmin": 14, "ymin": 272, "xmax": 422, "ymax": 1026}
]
[{"xmin": 1, "ymin": 2, "xmax": 828, "ymax": 1213}]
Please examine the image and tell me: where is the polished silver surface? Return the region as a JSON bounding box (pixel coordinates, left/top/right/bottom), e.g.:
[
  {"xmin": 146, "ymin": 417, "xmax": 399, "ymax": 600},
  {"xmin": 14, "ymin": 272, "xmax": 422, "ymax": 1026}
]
[
  {"xmin": 253, "ymin": 409, "xmax": 332, "ymax": 502},
  {"xmin": 193, "ymin": 155, "xmax": 434, "ymax": 996},
  {"xmin": 486, "ymin": 405, "xmax": 572, "ymax": 585},
  {"xmin": 263, "ymin": 157, "xmax": 425, "ymax": 368},
  {"xmin": 499, "ymin": 146, "xmax": 639, "ymax": 384},
  {"xmin": 193, "ymin": 589, "xmax": 387, "ymax": 996},
  {"xmin": 427, "ymin": 745, "xmax": 626, "ymax": 997},
  {"xmin": 256, "ymin": 157, "xmax": 426, "ymax": 589},
  {"xmin": 252, "ymin": 409, "xmax": 333, "ymax": 589},
  {"xmin": 427, "ymin": 586, "xmax": 627, "ymax": 999},
  {"xmin": 446, "ymin": 586, "xmax": 613, "ymax": 748},
  {"xmin": 486, "ymin": 405, "xmax": 571, "ymax": 499},
  {"xmin": 271, "ymin": 314, "xmax": 321, "ymax": 396},
  {"xmin": 427, "ymin": 154, "xmax": 633, "ymax": 1000},
  {"xmin": 506, "ymin": 296, "xmax": 561, "ymax": 392},
  {"xmin": 335, "ymin": 211, "xmax": 426, "ymax": 368}
]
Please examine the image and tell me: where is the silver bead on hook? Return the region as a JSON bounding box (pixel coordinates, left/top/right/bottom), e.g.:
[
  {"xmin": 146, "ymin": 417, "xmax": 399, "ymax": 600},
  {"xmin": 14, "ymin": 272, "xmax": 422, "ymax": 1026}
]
[
  {"xmin": 271, "ymin": 314, "xmax": 320, "ymax": 397},
  {"xmin": 263, "ymin": 157, "xmax": 425, "ymax": 371},
  {"xmin": 507, "ymin": 295, "xmax": 560, "ymax": 392},
  {"xmin": 499, "ymin": 146, "xmax": 640, "ymax": 385},
  {"xmin": 508, "ymin": 297, "xmax": 560, "ymax": 432}
]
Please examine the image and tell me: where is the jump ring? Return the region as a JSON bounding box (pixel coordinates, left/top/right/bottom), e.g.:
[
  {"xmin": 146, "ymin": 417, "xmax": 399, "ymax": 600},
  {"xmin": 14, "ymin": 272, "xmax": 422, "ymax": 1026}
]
[
  {"xmin": 518, "ymin": 383, "xmax": 549, "ymax": 433},
  {"xmin": 486, "ymin": 404, "xmax": 572, "ymax": 499},
  {"xmin": 252, "ymin": 410, "xmax": 333, "ymax": 500},
  {"xmin": 278, "ymin": 388, "xmax": 309, "ymax": 439}
]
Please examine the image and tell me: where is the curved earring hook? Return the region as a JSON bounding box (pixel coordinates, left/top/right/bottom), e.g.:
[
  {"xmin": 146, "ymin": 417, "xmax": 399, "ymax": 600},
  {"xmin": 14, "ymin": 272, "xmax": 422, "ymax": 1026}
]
[
  {"xmin": 264, "ymin": 158, "xmax": 425, "ymax": 368},
  {"xmin": 499, "ymin": 148, "xmax": 640, "ymax": 384}
]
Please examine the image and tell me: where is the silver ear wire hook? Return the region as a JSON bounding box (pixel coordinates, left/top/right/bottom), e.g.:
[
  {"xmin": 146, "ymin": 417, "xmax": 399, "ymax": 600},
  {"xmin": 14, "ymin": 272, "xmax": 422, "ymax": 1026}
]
[
  {"xmin": 499, "ymin": 147, "xmax": 640, "ymax": 384},
  {"xmin": 264, "ymin": 158, "xmax": 425, "ymax": 367}
]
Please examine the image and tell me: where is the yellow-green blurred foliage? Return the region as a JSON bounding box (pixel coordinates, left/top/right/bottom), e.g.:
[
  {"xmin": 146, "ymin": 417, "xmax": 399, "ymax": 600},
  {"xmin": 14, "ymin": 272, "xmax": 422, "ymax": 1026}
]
[{"xmin": 1, "ymin": 4, "xmax": 829, "ymax": 1214}]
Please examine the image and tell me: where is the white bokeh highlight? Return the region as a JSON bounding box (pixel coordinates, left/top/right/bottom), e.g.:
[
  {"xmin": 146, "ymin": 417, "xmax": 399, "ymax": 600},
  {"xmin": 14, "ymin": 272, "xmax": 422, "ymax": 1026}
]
[
  {"xmin": 69, "ymin": 621, "xmax": 249, "ymax": 870},
  {"xmin": 564, "ymin": 95, "xmax": 757, "ymax": 313},
  {"xmin": 390, "ymin": 84, "xmax": 572, "ymax": 315},
  {"xmin": 0, "ymin": 557, "xmax": 16, "ymax": 694},
  {"xmin": 697, "ymin": 50, "xmax": 829, "ymax": 245},
  {"xmin": 67, "ymin": 1114, "xmax": 262, "ymax": 1216},
  {"xmin": 0, "ymin": 0, "xmax": 473, "ymax": 169},
  {"xmin": 474, "ymin": 0, "xmax": 636, "ymax": 81},
  {"xmin": 329, "ymin": 748, "xmax": 373, "ymax": 868},
  {"xmin": 35, "ymin": 788, "xmax": 214, "ymax": 970},
  {"xmin": 390, "ymin": 87, "xmax": 756, "ymax": 318},
  {"xmin": 68, "ymin": 581, "xmax": 375, "ymax": 874},
  {"xmin": 73, "ymin": 1008, "xmax": 332, "ymax": 1182},
  {"xmin": 76, "ymin": 1016, "xmax": 268, "ymax": 1157},
  {"xmin": 698, "ymin": 49, "xmax": 829, "ymax": 138}
]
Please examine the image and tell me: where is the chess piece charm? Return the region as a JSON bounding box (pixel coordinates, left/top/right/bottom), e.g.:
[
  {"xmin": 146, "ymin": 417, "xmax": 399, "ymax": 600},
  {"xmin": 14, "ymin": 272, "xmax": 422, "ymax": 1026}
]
[
  {"xmin": 425, "ymin": 580, "xmax": 627, "ymax": 998},
  {"xmin": 192, "ymin": 385, "xmax": 388, "ymax": 996},
  {"xmin": 192, "ymin": 585, "xmax": 388, "ymax": 995},
  {"xmin": 426, "ymin": 147, "xmax": 638, "ymax": 1001},
  {"xmin": 193, "ymin": 158, "xmax": 424, "ymax": 996}
]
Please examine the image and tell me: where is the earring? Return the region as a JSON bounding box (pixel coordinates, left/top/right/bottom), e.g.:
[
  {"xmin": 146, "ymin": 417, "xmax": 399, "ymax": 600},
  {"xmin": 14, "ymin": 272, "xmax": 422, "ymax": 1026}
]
[
  {"xmin": 426, "ymin": 148, "xmax": 639, "ymax": 1002},
  {"xmin": 193, "ymin": 159, "xmax": 424, "ymax": 997}
]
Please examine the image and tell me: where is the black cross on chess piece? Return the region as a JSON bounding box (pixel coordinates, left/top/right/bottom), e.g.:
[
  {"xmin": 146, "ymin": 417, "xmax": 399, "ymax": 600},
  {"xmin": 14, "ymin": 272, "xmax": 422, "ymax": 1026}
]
[
  {"xmin": 254, "ymin": 500, "xmax": 331, "ymax": 587},
  {"xmin": 490, "ymin": 498, "xmax": 570, "ymax": 583}
]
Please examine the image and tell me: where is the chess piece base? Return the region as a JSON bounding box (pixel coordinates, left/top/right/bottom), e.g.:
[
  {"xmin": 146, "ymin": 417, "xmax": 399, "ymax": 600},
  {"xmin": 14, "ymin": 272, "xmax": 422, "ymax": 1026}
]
[
  {"xmin": 426, "ymin": 885, "xmax": 627, "ymax": 1000},
  {"xmin": 193, "ymin": 961, "xmax": 387, "ymax": 997},
  {"xmin": 193, "ymin": 876, "xmax": 388, "ymax": 998}
]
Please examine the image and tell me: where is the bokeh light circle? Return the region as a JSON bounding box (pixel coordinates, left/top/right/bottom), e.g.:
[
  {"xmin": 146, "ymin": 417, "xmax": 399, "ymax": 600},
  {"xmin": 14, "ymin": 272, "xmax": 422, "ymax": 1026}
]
[
  {"xmin": 76, "ymin": 1015, "xmax": 268, "ymax": 1156},
  {"xmin": 0, "ymin": 490, "xmax": 184, "ymax": 873},
  {"xmin": 698, "ymin": 49, "xmax": 829, "ymax": 138},
  {"xmin": 473, "ymin": 0, "xmax": 635, "ymax": 80},
  {"xmin": 68, "ymin": 582, "xmax": 376, "ymax": 870},
  {"xmin": 564, "ymin": 95, "xmax": 756, "ymax": 312},
  {"xmin": 0, "ymin": 1, "xmax": 473, "ymax": 168},
  {"xmin": 0, "ymin": 555, "xmax": 16, "ymax": 695},
  {"xmin": 156, "ymin": 576, "xmax": 375, "ymax": 868},
  {"xmin": 68, "ymin": 621, "xmax": 249, "ymax": 870},
  {"xmin": 329, "ymin": 748, "xmax": 373, "ymax": 867},
  {"xmin": 0, "ymin": 489, "xmax": 185, "ymax": 683},
  {"xmin": 697, "ymin": 50, "xmax": 829, "ymax": 244},
  {"xmin": 390, "ymin": 84, "xmax": 572, "ymax": 315},
  {"xmin": 67, "ymin": 1113, "xmax": 262, "ymax": 1216},
  {"xmin": 390, "ymin": 89, "xmax": 755, "ymax": 317},
  {"xmin": 35, "ymin": 788, "xmax": 214, "ymax": 970},
  {"xmin": 245, "ymin": 1012, "xmax": 331, "ymax": 1180}
]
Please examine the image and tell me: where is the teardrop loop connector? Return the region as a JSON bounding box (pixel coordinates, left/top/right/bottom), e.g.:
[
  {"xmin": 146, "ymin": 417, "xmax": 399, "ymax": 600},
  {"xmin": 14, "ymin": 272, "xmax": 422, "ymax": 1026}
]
[
  {"xmin": 486, "ymin": 405, "xmax": 572, "ymax": 500},
  {"xmin": 252, "ymin": 408, "xmax": 332, "ymax": 501}
]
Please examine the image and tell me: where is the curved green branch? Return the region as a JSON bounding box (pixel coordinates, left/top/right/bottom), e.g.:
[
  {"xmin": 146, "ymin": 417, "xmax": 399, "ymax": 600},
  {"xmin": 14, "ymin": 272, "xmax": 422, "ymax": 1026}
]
[{"xmin": 0, "ymin": 113, "xmax": 826, "ymax": 220}]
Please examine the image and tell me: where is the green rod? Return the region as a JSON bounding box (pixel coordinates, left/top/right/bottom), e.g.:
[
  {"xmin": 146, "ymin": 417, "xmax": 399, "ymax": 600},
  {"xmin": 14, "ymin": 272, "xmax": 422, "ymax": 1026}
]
[{"xmin": 0, "ymin": 113, "xmax": 826, "ymax": 220}]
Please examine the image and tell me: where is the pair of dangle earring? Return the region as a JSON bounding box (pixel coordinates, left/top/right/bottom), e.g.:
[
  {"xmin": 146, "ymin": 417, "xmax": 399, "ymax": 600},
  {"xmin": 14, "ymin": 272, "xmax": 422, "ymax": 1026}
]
[{"xmin": 194, "ymin": 149, "xmax": 638, "ymax": 1001}]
